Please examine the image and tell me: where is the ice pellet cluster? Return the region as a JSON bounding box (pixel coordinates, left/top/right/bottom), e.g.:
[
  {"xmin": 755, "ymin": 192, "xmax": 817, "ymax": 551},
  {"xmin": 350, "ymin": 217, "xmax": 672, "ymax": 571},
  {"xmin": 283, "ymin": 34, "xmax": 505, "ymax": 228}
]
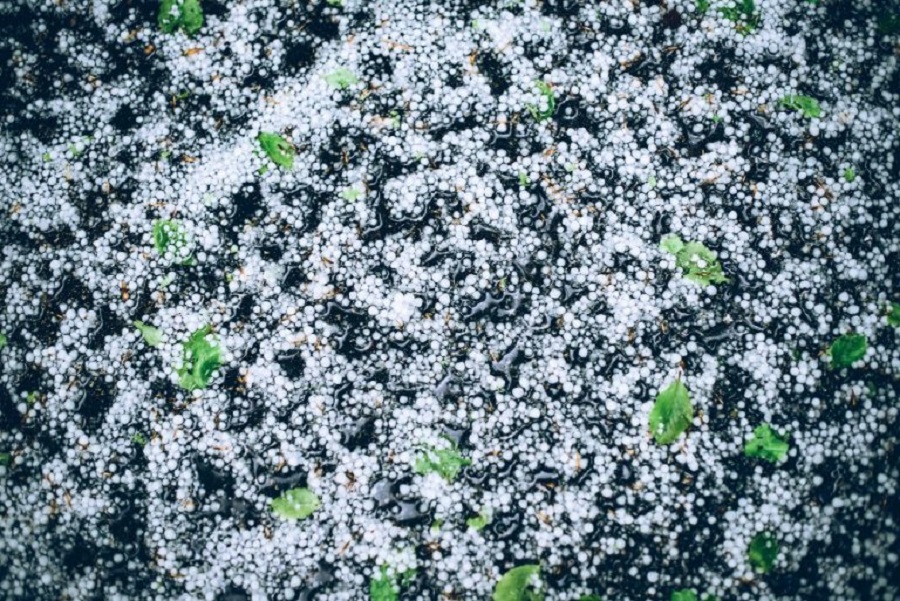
[{"xmin": 0, "ymin": 0, "xmax": 898, "ymax": 599}]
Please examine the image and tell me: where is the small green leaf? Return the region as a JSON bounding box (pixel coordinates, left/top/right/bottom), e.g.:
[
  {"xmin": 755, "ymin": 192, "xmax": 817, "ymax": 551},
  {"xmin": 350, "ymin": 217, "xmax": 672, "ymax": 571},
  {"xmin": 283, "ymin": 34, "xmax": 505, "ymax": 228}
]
[
  {"xmin": 133, "ymin": 321, "xmax": 163, "ymax": 347},
  {"xmin": 649, "ymin": 379, "xmax": 693, "ymax": 445},
  {"xmin": 660, "ymin": 234, "xmax": 685, "ymax": 255},
  {"xmin": 430, "ymin": 518, "xmax": 443, "ymax": 533},
  {"xmin": 719, "ymin": 0, "xmax": 759, "ymax": 34},
  {"xmin": 177, "ymin": 0, "xmax": 203, "ymax": 35},
  {"xmin": 744, "ymin": 424, "xmax": 789, "ymax": 463},
  {"xmin": 579, "ymin": 596, "xmax": 602, "ymax": 601},
  {"xmin": 779, "ymin": 94, "xmax": 821, "ymax": 119},
  {"xmin": 257, "ymin": 132, "xmax": 295, "ymax": 169},
  {"xmin": 671, "ymin": 590, "xmax": 697, "ymax": 601},
  {"xmin": 661, "ymin": 236, "xmax": 728, "ymax": 286},
  {"xmin": 176, "ymin": 325, "xmax": 222, "ymax": 390},
  {"xmin": 158, "ymin": 0, "xmax": 178, "ymax": 32},
  {"xmin": 324, "ymin": 67, "xmax": 359, "ymax": 90},
  {"xmin": 518, "ymin": 172, "xmax": 530, "ymax": 187},
  {"xmin": 647, "ymin": 174, "xmax": 657, "ymax": 188},
  {"xmin": 152, "ymin": 219, "xmax": 193, "ymax": 264},
  {"xmin": 696, "ymin": 0, "xmax": 710, "ymax": 14},
  {"xmin": 526, "ymin": 80, "xmax": 555, "ymax": 122},
  {"xmin": 370, "ymin": 566, "xmax": 398, "ymax": 601},
  {"xmin": 493, "ymin": 564, "xmax": 543, "ymax": 601},
  {"xmin": 414, "ymin": 442, "xmax": 471, "ymax": 481},
  {"xmin": 158, "ymin": 0, "xmax": 203, "ymax": 35},
  {"xmin": 342, "ymin": 186, "xmax": 363, "ymax": 201},
  {"xmin": 369, "ymin": 566, "xmax": 414, "ymax": 601},
  {"xmin": 843, "ymin": 167, "xmax": 856, "ymax": 183},
  {"xmin": 828, "ymin": 333, "xmax": 867, "ymax": 369},
  {"xmin": 886, "ymin": 302, "xmax": 900, "ymax": 327},
  {"xmin": 0, "ymin": 452, "xmax": 10, "ymax": 466},
  {"xmin": 747, "ymin": 531, "xmax": 779, "ymax": 573},
  {"xmin": 131, "ymin": 432, "xmax": 148, "ymax": 446},
  {"xmin": 326, "ymin": 0, "xmax": 343, "ymax": 6},
  {"xmin": 42, "ymin": 152, "xmax": 52, "ymax": 162},
  {"xmin": 679, "ymin": 242, "xmax": 728, "ymax": 286},
  {"xmin": 466, "ymin": 508, "xmax": 492, "ymax": 531},
  {"xmin": 270, "ymin": 487, "xmax": 321, "ymax": 520},
  {"xmin": 0, "ymin": 333, "xmax": 7, "ymax": 349}
]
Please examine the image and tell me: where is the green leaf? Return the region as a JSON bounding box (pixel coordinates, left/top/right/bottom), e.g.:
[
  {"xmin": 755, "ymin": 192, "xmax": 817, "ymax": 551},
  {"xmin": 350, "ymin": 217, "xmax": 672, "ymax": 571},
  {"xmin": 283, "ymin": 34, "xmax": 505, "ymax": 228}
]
[
  {"xmin": 671, "ymin": 590, "xmax": 697, "ymax": 601},
  {"xmin": 131, "ymin": 432, "xmax": 148, "ymax": 446},
  {"xmin": 257, "ymin": 132, "xmax": 295, "ymax": 169},
  {"xmin": 0, "ymin": 452, "xmax": 10, "ymax": 466},
  {"xmin": 779, "ymin": 94, "xmax": 821, "ymax": 118},
  {"xmin": 370, "ymin": 566, "xmax": 398, "ymax": 601},
  {"xmin": 886, "ymin": 302, "xmax": 900, "ymax": 327},
  {"xmin": 342, "ymin": 186, "xmax": 363, "ymax": 201},
  {"xmin": 696, "ymin": 0, "xmax": 710, "ymax": 14},
  {"xmin": 579, "ymin": 596, "xmax": 602, "ymax": 601},
  {"xmin": 678, "ymin": 242, "xmax": 728, "ymax": 286},
  {"xmin": 493, "ymin": 565, "xmax": 543, "ymax": 601},
  {"xmin": 518, "ymin": 172, "xmax": 530, "ymax": 187},
  {"xmin": 133, "ymin": 321, "xmax": 163, "ymax": 347},
  {"xmin": 179, "ymin": 0, "xmax": 203, "ymax": 35},
  {"xmin": 744, "ymin": 424, "xmax": 789, "ymax": 463},
  {"xmin": 414, "ymin": 442, "xmax": 471, "ymax": 481},
  {"xmin": 176, "ymin": 325, "xmax": 222, "ymax": 390},
  {"xmin": 719, "ymin": 0, "xmax": 759, "ymax": 34},
  {"xmin": 526, "ymin": 80, "xmax": 555, "ymax": 122},
  {"xmin": 158, "ymin": 0, "xmax": 203, "ymax": 35},
  {"xmin": 828, "ymin": 333, "xmax": 867, "ymax": 369},
  {"xmin": 0, "ymin": 333, "xmax": 7, "ymax": 349},
  {"xmin": 660, "ymin": 234, "xmax": 685, "ymax": 255},
  {"xmin": 270, "ymin": 487, "xmax": 321, "ymax": 520},
  {"xmin": 158, "ymin": 0, "xmax": 178, "ymax": 33},
  {"xmin": 747, "ymin": 531, "xmax": 779, "ymax": 573},
  {"xmin": 660, "ymin": 236, "xmax": 728, "ymax": 286},
  {"xmin": 466, "ymin": 508, "xmax": 492, "ymax": 531},
  {"xmin": 152, "ymin": 219, "xmax": 193, "ymax": 264},
  {"xmin": 368, "ymin": 566, "xmax": 415, "ymax": 601},
  {"xmin": 324, "ymin": 68, "xmax": 359, "ymax": 90},
  {"xmin": 649, "ymin": 379, "xmax": 693, "ymax": 445},
  {"xmin": 843, "ymin": 167, "xmax": 856, "ymax": 183}
]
